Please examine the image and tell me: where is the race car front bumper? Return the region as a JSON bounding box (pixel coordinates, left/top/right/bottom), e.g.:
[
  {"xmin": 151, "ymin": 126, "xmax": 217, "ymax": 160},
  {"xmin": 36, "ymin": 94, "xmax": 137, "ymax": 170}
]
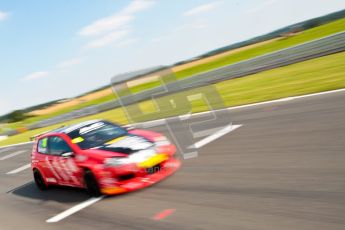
[{"xmin": 100, "ymin": 157, "xmax": 181, "ymax": 195}]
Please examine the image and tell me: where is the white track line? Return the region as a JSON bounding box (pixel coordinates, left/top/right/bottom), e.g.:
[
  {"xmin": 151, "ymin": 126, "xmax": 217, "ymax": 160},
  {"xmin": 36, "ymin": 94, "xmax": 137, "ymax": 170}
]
[
  {"xmin": 0, "ymin": 141, "xmax": 33, "ymax": 150},
  {"xmin": 0, "ymin": 150, "xmax": 26, "ymax": 161},
  {"xmin": 46, "ymin": 196, "xmax": 105, "ymax": 223},
  {"xmin": 226, "ymin": 88, "xmax": 345, "ymax": 111},
  {"xmin": 0, "ymin": 147, "xmax": 13, "ymax": 153},
  {"xmin": 6, "ymin": 163, "xmax": 31, "ymax": 175},
  {"xmin": 190, "ymin": 124, "xmax": 242, "ymax": 149}
]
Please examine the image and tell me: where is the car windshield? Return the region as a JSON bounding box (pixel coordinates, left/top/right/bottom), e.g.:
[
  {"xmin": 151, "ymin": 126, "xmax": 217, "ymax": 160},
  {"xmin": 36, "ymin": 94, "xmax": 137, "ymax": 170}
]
[{"xmin": 67, "ymin": 121, "xmax": 127, "ymax": 150}]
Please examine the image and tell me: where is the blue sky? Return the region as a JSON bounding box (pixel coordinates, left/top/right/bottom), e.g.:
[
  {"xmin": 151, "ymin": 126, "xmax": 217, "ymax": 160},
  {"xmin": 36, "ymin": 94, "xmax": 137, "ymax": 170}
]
[{"xmin": 0, "ymin": 0, "xmax": 344, "ymax": 115}]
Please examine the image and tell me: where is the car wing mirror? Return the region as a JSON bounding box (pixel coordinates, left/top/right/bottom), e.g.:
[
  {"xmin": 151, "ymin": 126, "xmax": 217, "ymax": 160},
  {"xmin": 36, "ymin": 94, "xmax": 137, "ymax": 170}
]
[{"xmin": 61, "ymin": 152, "xmax": 75, "ymax": 158}]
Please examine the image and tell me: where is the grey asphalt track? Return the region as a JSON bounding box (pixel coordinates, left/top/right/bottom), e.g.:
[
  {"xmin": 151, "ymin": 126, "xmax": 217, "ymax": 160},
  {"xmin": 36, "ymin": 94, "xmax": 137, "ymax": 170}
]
[{"xmin": 0, "ymin": 90, "xmax": 344, "ymax": 230}]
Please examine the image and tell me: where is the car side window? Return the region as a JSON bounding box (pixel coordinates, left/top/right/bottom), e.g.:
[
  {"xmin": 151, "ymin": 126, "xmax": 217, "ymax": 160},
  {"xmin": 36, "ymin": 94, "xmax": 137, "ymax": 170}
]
[
  {"xmin": 49, "ymin": 136, "xmax": 72, "ymax": 156},
  {"xmin": 37, "ymin": 137, "xmax": 48, "ymax": 154}
]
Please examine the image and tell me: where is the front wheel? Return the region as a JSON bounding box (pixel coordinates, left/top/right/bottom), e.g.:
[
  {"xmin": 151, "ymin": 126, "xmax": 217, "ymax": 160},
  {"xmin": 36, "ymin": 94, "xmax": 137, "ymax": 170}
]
[
  {"xmin": 84, "ymin": 170, "xmax": 101, "ymax": 197},
  {"xmin": 33, "ymin": 169, "xmax": 48, "ymax": 190}
]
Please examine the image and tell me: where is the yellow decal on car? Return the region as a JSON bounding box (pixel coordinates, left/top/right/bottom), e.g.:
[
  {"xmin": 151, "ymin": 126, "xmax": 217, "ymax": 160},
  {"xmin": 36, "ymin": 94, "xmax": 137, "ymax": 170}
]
[
  {"xmin": 138, "ymin": 154, "xmax": 168, "ymax": 168},
  {"xmin": 71, "ymin": 137, "xmax": 84, "ymax": 143}
]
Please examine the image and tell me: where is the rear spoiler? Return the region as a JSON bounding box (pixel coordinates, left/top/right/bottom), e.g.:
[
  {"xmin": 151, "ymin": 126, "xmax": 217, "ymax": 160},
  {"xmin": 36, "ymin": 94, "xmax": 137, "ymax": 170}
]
[{"xmin": 29, "ymin": 133, "xmax": 45, "ymax": 141}]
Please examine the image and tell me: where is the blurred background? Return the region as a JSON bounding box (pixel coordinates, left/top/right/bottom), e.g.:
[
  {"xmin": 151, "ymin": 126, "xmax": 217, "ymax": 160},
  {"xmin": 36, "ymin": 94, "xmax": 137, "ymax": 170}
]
[
  {"xmin": 0, "ymin": 0, "xmax": 345, "ymax": 145},
  {"xmin": 0, "ymin": 1, "xmax": 345, "ymax": 229}
]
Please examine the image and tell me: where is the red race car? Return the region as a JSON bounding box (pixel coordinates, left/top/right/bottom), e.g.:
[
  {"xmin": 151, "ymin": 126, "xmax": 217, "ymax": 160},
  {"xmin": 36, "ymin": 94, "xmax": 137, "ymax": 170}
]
[{"xmin": 31, "ymin": 120, "xmax": 181, "ymax": 196}]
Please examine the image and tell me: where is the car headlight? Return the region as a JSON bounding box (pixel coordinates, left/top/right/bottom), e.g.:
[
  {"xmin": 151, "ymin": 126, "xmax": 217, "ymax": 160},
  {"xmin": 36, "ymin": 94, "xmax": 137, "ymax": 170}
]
[{"xmin": 154, "ymin": 136, "xmax": 171, "ymax": 146}]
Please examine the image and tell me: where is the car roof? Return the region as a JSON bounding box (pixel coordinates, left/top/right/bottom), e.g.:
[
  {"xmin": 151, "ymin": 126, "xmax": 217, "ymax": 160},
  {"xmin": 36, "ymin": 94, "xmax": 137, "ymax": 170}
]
[
  {"xmin": 33, "ymin": 119, "xmax": 103, "ymax": 140},
  {"xmin": 58, "ymin": 119, "xmax": 102, "ymax": 134}
]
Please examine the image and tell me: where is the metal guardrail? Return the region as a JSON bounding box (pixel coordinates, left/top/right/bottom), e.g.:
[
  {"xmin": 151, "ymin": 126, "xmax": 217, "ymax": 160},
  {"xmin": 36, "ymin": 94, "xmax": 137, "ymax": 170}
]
[{"xmin": 4, "ymin": 31, "xmax": 345, "ymax": 135}]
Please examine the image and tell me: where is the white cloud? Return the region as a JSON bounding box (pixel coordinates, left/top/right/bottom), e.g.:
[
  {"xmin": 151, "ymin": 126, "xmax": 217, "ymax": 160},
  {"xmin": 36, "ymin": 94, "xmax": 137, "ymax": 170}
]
[
  {"xmin": 153, "ymin": 21, "xmax": 208, "ymax": 43},
  {"xmin": 245, "ymin": 0, "xmax": 277, "ymax": 14},
  {"xmin": 58, "ymin": 57, "xmax": 84, "ymax": 68},
  {"xmin": 116, "ymin": 38, "xmax": 139, "ymax": 48},
  {"xmin": 174, "ymin": 21, "xmax": 208, "ymax": 32},
  {"xmin": 0, "ymin": 11, "xmax": 9, "ymax": 21},
  {"xmin": 23, "ymin": 71, "xmax": 49, "ymax": 81},
  {"xmin": 79, "ymin": 14, "xmax": 133, "ymax": 36},
  {"xmin": 85, "ymin": 30, "xmax": 129, "ymax": 49},
  {"xmin": 79, "ymin": 0, "xmax": 155, "ymax": 36},
  {"xmin": 184, "ymin": 2, "xmax": 220, "ymax": 16},
  {"xmin": 194, "ymin": 23, "xmax": 208, "ymax": 29},
  {"xmin": 123, "ymin": 0, "xmax": 156, "ymax": 14},
  {"xmin": 151, "ymin": 35, "xmax": 169, "ymax": 43}
]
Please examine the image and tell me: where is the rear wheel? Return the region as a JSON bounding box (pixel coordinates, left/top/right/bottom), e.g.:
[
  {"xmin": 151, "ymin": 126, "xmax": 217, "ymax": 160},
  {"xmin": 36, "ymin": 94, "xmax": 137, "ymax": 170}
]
[
  {"xmin": 33, "ymin": 169, "xmax": 47, "ymax": 190},
  {"xmin": 84, "ymin": 170, "xmax": 101, "ymax": 197}
]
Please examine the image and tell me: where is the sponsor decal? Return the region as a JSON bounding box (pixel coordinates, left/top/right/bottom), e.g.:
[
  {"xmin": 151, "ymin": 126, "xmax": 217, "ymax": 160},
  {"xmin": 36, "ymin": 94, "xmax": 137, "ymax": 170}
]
[
  {"xmin": 164, "ymin": 161, "xmax": 179, "ymax": 168},
  {"xmin": 138, "ymin": 154, "xmax": 168, "ymax": 168},
  {"xmin": 54, "ymin": 158, "xmax": 69, "ymax": 181},
  {"xmin": 45, "ymin": 156, "xmax": 81, "ymax": 185},
  {"xmin": 45, "ymin": 156, "xmax": 62, "ymax": 180},
  {"xmin": 38, "ymin": 138, "xmax": 48, "ymax": 153},
  {"xmin": 71, "ymin": 137, "xmax": 84, "ymax": 143},
  {"xmin": 106, "ymin": 135, "xmax": 153, "ymax": 150},
  {"xmin": 61, "ymin": 158, "xmax": 79, "ymax": 184}
]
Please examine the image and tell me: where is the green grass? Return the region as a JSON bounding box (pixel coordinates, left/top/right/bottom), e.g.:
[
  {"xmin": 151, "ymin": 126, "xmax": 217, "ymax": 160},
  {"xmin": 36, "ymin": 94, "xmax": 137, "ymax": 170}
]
[
  {"xmin": 174, "ymin": 17, "xmax": 345, "ymax": 79},
  {"xmin": 1, "ymin": 51, "xmax": 344, "ymax": 147},
  {"xmin": 129, "ymin": 80, "xmax": 162, "ymax": 94}
]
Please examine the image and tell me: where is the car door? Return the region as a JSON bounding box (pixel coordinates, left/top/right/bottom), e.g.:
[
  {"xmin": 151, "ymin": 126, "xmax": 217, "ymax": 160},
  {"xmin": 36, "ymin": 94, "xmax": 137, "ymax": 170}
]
[
  {"xmin": 47, "ymin": 136, "xmax": 82, "ymax": 187},
  {"xmin": 34, "ymin": 137, "xmax": 56, "ymax": 182}
]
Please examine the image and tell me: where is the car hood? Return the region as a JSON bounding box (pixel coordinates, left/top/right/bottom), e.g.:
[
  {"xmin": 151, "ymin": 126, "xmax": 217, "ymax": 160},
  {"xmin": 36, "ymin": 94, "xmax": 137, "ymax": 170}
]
[
  {"xmin": 98, "ymin": 134, "xmax": 154, "ymax": 154},
  {"xmin": 81, "ymin": 134, "xmax": 155, "ymax": 159}
]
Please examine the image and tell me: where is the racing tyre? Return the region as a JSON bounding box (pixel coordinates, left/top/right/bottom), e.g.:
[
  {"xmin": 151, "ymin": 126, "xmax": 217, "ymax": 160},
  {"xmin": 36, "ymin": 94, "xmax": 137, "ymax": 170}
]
[
  {"xmin": 33, "ymin": 169, "xmax": 47, "ymax": 190},
  {"xmin": 84, "ymin": 170, "xmax": 101, "ymax": 197}
]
